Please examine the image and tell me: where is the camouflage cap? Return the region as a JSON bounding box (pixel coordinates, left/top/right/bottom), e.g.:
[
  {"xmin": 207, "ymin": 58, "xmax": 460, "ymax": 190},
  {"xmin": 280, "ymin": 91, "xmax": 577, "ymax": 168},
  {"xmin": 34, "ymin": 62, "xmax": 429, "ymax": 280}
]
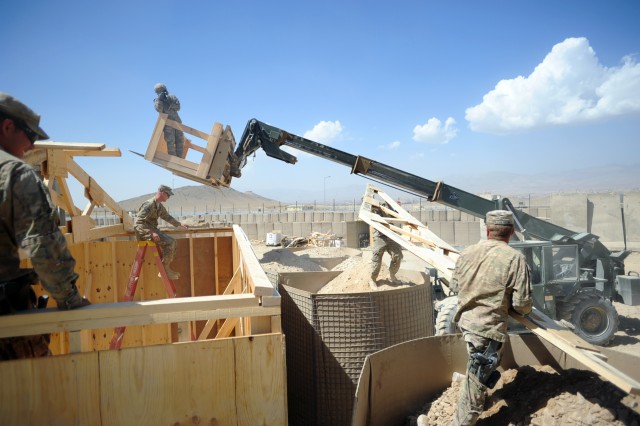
[
  {"xmin": 158, "ymin": 184, "xmax": 174, "ymax": 197},
  {"xmin": 154, "ymin": 83, "xmax": 167, "ymax": 94},
  {"xmin": 0, "ymin": 92, "xmax": 49, "ymax": 140},
  {"xmin": 486, "ymin": 210, "xmax": 514, "ymax": 226}
]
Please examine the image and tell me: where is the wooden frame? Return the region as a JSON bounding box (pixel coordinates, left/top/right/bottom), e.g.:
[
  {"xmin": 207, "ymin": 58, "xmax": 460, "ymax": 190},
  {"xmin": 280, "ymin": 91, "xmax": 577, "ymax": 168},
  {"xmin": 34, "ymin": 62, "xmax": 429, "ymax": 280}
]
[
  {"xmin": 15, "ymin": 226, "xmax": 280, "ymax": 354},
  {"xmin": 145, "ymin": 113, "xmax": 236, "ymax": 187},
  {"xmin": 358, "ymin": 183, "xmax": 459, "ymax": 287},
  {"xmin": 28, "ymin": 141, "xmax": 133, "ymax": 244}
]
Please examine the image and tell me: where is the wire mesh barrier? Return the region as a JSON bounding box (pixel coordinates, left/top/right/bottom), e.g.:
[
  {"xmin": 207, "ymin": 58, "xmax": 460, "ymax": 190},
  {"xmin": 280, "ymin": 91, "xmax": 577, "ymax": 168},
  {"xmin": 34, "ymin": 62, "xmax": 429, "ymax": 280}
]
[{"xmin": 278, "ymin": 272, "xmax": 433, "ymax": 426}]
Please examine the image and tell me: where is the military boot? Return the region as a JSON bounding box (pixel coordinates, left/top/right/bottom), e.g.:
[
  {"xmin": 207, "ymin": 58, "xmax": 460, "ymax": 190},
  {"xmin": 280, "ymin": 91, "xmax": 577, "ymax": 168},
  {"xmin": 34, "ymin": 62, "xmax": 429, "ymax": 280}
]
[{"xmin": 159, "ymin": 263, "xmax": 180, "ymax": 280}]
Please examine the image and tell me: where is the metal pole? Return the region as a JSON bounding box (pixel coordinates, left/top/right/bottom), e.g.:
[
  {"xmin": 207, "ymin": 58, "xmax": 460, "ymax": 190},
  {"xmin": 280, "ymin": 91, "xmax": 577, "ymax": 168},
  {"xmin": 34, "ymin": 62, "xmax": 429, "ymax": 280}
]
[{"xmin": 324, "ymin": 175, "xmax": 331, "ymax": 205}]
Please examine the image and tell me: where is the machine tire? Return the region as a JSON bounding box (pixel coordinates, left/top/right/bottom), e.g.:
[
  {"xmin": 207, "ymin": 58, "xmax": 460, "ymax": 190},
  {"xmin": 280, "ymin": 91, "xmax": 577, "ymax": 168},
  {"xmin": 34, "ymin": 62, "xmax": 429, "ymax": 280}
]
[
  {"xmin": 435, "ymin": 297, "xmax": 459, "ymax": 336},
  {"xmin": 557, "ymin": 291, "xmax": 619, "ymax": 346}
]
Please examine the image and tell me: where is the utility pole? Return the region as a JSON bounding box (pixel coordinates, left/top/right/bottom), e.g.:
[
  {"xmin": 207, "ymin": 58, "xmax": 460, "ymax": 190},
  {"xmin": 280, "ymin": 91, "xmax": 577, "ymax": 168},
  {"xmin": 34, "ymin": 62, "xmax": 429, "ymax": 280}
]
[{"xmin": 324, "ymin": 175, "xmax": 331, "ymax": 205}]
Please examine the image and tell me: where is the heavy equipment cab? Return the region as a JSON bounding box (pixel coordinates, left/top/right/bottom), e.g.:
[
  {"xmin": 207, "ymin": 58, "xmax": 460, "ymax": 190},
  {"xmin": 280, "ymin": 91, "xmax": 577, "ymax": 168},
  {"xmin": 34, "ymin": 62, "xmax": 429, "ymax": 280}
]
[{"xmin": 227, "ymin": 118, "xmax": 634, "ymax": 345}]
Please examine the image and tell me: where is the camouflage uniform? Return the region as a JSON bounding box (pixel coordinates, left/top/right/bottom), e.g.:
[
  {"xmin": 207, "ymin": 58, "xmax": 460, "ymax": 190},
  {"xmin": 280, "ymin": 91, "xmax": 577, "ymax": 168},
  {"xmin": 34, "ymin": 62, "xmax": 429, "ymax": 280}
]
[
  {"xmin": 370, "ymin": 228, "xmax": 403, "ymax": 281},
  {"xmin": 133, "ymin": 197, "xmax": 181, "ymax": 268},
  {"xmin": 0, "ymin": 150, "xmax": 85, "ymax": 359},
  {"xmin": 153, "ymin": 84, "xmax": 184, "ymax": 157},
  {"xmin": 451, "ymin": 211, "xmax": 532, "ymax": 426}
]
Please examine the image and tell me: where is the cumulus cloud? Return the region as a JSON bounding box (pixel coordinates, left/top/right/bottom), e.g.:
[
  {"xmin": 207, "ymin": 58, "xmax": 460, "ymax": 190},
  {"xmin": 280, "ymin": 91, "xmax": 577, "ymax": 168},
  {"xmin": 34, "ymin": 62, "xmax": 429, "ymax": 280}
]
[
  {"xmin": 466, "ymin": 37, "xmax": 640, "ymax": 133},
  {"xmin": 380, "ymin": 140, "xmax": 401, "ymax": 150},
  {"xmin": 303, "ymin": 120, "xmax": 344, "ymax": 143},
  {"xmin": 412, "ymin": 117, "xmax": 458, "ymax": 144}
]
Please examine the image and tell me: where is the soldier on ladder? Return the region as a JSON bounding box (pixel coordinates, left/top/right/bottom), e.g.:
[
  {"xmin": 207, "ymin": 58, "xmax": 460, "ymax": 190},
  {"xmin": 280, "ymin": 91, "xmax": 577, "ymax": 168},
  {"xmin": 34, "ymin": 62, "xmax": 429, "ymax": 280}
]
[{"xmin": 134, "ymin": 184, "xmax": 189, "ymax": 279}]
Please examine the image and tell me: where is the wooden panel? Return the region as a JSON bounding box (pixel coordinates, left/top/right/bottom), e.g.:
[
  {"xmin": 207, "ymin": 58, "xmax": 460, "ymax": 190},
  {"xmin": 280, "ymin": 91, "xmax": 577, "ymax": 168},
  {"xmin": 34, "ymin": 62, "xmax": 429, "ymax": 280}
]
[
  {"xmin": 140, "ymin": 244, "xmax": 171, "ymax": 346},
  {"xmin": 235, "ymin": 333, "xmax": 287, "ymax": 425},
  {"xmin": 114, "ymin": 241, "xmax": 144, "ymax": 349},
  {"xmin": 0, "ymin": 353, "xmax": 100, "ymax": 425},
  {"xmin": 100, "ymin": 339, "xmax": 237, "ymax": 425},
  {"xmin": 87, "ymin": 241, "xmax": 118, "ymax": 351},
  {"xmin": 216, "ymin": 236, "xmax": 234, "ymax": 293}
]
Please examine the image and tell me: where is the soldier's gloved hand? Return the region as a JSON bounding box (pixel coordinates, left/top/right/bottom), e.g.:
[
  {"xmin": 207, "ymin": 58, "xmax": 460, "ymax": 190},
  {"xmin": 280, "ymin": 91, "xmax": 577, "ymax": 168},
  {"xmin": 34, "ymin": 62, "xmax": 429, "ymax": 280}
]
[{"xmin": 58, "ymin": 293, "xmax": 92, "ymax": 310}]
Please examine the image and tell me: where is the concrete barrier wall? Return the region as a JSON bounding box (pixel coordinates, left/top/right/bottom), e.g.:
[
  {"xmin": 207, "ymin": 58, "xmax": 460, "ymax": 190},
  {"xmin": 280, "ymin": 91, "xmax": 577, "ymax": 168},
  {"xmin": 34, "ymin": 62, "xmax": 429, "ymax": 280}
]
[{"xmin": 165, "ymin": 191, "xmax": 640, "ymax": 250}]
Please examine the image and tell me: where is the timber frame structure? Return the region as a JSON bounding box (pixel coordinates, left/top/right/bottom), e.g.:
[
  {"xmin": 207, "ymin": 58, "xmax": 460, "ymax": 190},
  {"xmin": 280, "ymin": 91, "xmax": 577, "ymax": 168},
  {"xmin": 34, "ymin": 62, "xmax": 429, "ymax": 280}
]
[
  {"xmin": 28, "ymin": 141, "xmax": 134, "ymax": 244},
  {"xmin": 3, "ymin": 144, "xmax": 286, "ymax": 423}
]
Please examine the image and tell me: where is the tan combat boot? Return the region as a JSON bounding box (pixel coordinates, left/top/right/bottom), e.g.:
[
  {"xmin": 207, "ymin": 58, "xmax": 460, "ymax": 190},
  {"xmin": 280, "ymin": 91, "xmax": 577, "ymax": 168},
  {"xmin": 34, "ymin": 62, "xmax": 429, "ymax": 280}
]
[{"xmin": 159, "ymin": 263, "xmax": 180, "ymax": 280}]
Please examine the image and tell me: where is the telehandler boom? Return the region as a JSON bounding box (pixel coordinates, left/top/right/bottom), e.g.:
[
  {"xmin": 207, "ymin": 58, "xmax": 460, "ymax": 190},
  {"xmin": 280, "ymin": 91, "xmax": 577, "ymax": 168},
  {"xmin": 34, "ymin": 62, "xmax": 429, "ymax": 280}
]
[{"xmin": 229, "ymin": 118, "xmax": 636, "ymax": 345}]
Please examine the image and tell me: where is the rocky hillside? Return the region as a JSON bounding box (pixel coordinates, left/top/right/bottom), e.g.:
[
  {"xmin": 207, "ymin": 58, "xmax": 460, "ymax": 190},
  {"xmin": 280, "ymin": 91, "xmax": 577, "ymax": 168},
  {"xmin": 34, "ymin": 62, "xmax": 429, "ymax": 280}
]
[{"xmin": 119, "ymin": 185, "xmax": 282, "ymax": 213}]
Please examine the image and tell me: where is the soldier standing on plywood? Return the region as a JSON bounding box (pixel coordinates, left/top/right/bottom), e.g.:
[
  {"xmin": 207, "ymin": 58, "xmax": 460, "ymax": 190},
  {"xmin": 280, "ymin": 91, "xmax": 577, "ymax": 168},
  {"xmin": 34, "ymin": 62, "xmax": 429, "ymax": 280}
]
[
  {"xmin": 369, "ymin": 202, "xmax": 403, "ymax": 290},
  {"xmin": 134, "ymin": 185, "xmax": 189, "ymax": 280},
  {"xmin": 153, "ymin": 83, "xmax": 185, "ymax": 157},
  {"xmin": 0, "ymin": 93, "xmax": 91, "ymax": 360}
]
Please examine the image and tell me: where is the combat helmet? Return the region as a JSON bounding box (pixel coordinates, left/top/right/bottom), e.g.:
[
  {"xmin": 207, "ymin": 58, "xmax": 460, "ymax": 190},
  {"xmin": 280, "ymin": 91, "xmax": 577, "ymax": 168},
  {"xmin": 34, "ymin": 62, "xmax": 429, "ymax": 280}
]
[{"xmin": 154, "ymin": 83, "xmax": 167, "ymax": 94}]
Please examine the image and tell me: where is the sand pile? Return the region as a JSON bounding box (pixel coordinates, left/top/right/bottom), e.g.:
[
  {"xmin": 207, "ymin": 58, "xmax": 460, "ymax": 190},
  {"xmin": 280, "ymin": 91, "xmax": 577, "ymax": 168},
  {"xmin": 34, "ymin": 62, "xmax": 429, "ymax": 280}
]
[
  {"xmin": 409, "ymin": 365, "xmax": 640, "ymax": 425},
  {"xmin": 253, "ymin": 244, "xmax": 418, "ymax": 293}
]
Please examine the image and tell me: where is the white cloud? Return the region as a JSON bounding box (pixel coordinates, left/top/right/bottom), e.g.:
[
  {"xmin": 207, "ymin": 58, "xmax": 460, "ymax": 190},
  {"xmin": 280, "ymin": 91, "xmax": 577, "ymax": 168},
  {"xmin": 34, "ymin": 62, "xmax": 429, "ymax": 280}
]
[
  {"xmin": 466, "ymin": 37, "xmax": 640, "ymax": 133},
  {"xmin": 380, "ymin": 140, "xmax": 401, "ymax": 150},
  {"xmin": 303, "ymin": 120, "xmax": 344, "ymax": 143},
  {"xmin": 412, "ymin": 117, "xmax": 458, "ymax": 144}
]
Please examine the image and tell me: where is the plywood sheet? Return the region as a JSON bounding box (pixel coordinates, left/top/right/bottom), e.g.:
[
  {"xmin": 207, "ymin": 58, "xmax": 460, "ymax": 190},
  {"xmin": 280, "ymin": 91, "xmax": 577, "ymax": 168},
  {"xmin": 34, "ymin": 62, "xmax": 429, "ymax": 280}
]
[
  {"xmin": 0, "ymin": 353, "xmax": 100, "ymax": 425},
  {"xmin": 234, "ymin": 333, "xmax": 287, "ymax": 425},
  {"xmin": 100, "ymin": 339, "xmax": 236, "ymax": 425}
]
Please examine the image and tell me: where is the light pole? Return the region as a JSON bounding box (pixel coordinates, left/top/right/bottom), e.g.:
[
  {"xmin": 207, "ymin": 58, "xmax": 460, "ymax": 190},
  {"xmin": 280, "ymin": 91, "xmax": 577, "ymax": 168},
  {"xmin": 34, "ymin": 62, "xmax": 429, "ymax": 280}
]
[{"xmin": 324, "ymin": 176, "xmax": 331, "ymax": 205}]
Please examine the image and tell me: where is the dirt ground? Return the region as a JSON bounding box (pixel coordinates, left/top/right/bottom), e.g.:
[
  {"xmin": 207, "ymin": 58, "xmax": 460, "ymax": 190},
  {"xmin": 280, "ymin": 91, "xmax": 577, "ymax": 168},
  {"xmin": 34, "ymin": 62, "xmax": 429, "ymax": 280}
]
[
  {"xmin": 252, "ymin": 242, "xmax": 640, "ymax": 425},
  {"xmin": 410, "ymin": 365, "xmax": 640, "ymax": 425}
]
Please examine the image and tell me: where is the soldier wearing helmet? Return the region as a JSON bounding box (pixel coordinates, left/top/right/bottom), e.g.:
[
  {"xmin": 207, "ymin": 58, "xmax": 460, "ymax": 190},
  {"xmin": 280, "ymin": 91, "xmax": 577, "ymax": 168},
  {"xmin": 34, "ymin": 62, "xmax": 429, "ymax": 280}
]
[
  {"xmin": 0, "ymin": 93, "xmax": 91, "ymax": 360},
  {"xmin": 153, "ymin": 83, "xmax": 185, "ymax": 157}
]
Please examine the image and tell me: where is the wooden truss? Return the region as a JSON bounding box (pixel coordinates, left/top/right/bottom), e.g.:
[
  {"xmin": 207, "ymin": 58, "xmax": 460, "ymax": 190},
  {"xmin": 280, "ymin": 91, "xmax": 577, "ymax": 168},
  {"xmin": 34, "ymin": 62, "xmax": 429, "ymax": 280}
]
[
  {"xmin": 28, "ymin": 141, "xmax": 133, "ymax": 244},
  {"xmin": 145, "ymin": 113, "xmax": 236, "ymax": 187},
  {"xmin": 358, "ymin": 183, "xmax": 459, "ymax": 287}
]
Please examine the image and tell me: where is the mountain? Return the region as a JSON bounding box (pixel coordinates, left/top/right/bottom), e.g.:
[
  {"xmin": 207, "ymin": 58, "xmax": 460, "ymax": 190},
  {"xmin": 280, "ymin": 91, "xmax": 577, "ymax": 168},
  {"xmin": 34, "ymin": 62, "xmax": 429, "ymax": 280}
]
[
  {"xmin": 119, "ymin": 163, "xmax": 640, "ymax": 213},
  {"xmin": 119, "ymin": 185, "xmax": 283, "ymax": 214}
]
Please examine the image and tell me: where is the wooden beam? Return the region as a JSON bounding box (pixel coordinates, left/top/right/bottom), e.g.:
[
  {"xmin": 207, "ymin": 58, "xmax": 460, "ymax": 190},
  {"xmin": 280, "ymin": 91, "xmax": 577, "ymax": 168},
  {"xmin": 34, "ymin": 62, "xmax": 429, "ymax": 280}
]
[
  {"xmin": 88, "ymin": 224, "xmax": 126, "ymax": 241},
  {"xmin": 0, "ymin": 294, "xmax": 280, "ymax": 338},
  {"xmin": 145, "ymin": 114, "xmax": 167, "ymax": 161},
  {"xmin": 233, "ymin": 225, "xmax": 274, "ymax": 296},
  {"xmin": 512, "ymin": 309, "xmax": 640, "ymax": 395},
  {"xmin": 197, "ymin": 123, "xmax": 223, "ymax": 178},
  {"xmin": 152, "ymin": 151, "xmax": 199, "ymax": 173},
  {"xmin": 64, "ymin": 148, "xmax": 121, "ymax": 157},
  {"xmin": 34, "ymin": 141, "xmax": 105, "ymax": 151},
  {"xmin": 165, "ymin": 118, "xmax": 210, "ymax": 141}
]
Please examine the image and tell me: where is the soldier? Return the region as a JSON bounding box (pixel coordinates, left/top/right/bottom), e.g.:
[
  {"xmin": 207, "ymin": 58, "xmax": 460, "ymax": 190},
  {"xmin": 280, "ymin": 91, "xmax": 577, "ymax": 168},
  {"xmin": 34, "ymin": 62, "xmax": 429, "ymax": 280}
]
[
  {"xmin": 369, "ymin": 203, "xmax": 403, "ymax": 290},
  {"xmin": 0, "ymin": 92, "xmax": 91, "ymax": 360},
  {"xmin": 451, "ymin": 210, "xmax": 532, "ymax": 425},
  {"xmin": 153, "ymin": 83, "xmax": 185, "ymax": 157},
  {"xmin": 134, "ymin": 185, "xmax": 189, "ymax": 279}
]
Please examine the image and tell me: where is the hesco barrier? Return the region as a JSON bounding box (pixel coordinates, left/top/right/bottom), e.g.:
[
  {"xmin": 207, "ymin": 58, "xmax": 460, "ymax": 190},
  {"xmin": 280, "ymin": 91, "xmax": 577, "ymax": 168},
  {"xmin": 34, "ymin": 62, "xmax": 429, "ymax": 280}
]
[{"xmin": 278, "ymin": 271, "xmax": 433, "ymax": 426}]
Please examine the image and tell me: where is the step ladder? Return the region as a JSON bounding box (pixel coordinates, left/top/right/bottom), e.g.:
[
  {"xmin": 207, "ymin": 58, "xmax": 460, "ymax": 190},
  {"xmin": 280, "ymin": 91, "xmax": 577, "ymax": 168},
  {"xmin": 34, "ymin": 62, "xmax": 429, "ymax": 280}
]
[{"xmin": 109, "ymin": 241, "xmax": 177, "ymax": 349}]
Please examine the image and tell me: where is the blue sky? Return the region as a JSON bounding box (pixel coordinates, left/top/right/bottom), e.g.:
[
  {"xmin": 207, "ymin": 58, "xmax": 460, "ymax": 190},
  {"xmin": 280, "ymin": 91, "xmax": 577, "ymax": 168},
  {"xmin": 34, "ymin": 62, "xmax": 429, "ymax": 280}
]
[{"xmin": 3, "ymin": 1, "xmax": 639, "ymax": 204}]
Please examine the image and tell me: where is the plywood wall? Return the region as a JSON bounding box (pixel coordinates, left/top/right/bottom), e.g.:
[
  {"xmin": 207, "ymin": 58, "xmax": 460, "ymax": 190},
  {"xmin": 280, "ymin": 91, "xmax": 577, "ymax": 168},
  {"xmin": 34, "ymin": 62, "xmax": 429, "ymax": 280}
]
[
  {"xmin": 0, "ymin": 334, "xmax": 287, "ymax": 426},
  {"xmin": 33, "ymin": 233, "xmax": 235, "ymax": 353}
]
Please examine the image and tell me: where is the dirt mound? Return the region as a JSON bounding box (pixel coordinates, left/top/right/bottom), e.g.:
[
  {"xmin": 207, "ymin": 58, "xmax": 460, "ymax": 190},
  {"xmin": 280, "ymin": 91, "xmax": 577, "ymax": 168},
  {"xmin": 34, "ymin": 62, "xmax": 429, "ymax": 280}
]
[
  {"xmin": 252, "ymin": 243, "xmax": 418, "ymax": 293},
  {"xmin": 409, "ymin": 365, "xmax": 640, "ymax": 425}
]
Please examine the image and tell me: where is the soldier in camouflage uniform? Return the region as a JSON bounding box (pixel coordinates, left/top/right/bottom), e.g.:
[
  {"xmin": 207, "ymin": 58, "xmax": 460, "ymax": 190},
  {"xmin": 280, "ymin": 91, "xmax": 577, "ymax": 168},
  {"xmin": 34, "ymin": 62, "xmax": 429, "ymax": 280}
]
[
  {"xmin": 0, "ymin": 93, "xmax": 91, "ymax": 360},
  {"xmin": 153, "ymin": 83, "xmax": 185, "ymax": 157},
  {"xmin": 134, "ymin": 185, "xmax": 188, "ymax": 279},
  {"xmin": 369, "ymin": 203, "xmax": 403, "ymax": 290},
  {"xmin": 450, "ymin": 210, "xmax": 532, "ymax": 425}
]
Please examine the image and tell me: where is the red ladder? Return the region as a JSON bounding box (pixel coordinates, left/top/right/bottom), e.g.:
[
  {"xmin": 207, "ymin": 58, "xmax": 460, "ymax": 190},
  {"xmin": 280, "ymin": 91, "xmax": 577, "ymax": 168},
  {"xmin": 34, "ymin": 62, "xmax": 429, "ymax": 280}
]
[{"xmin": 109, "ymin": 241, "xmax": 177, "ymax": 349}]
